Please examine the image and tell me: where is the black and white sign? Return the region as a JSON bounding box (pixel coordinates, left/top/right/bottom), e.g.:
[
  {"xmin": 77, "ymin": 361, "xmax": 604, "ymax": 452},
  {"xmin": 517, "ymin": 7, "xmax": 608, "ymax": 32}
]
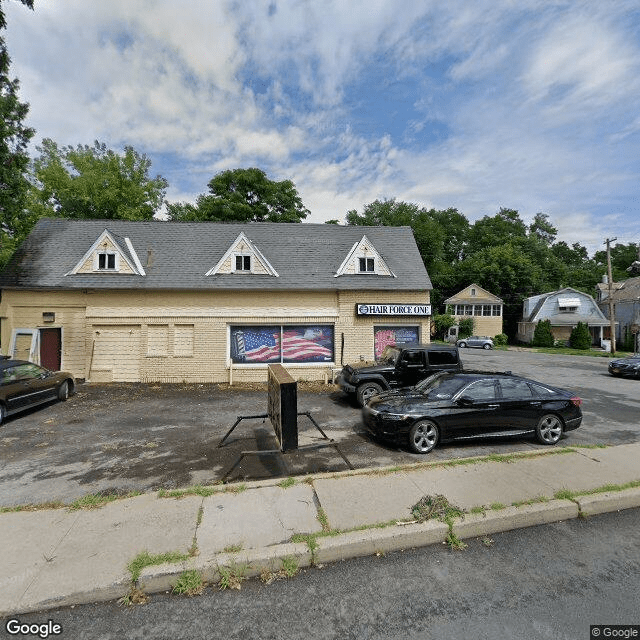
[{"xmin": 356, "ymin": 303, "xmax": 431, "ymax": 316}]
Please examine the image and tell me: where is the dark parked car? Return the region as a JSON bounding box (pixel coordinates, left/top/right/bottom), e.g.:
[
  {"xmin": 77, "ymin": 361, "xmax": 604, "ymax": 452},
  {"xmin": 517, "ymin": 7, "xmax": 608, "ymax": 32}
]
[
  {"xmin": 608, "ymin": 355, "xmax": 640, "ymax": 378},
  {"xmin": 456, "ymin": 335, "xmax": 494, "ymax": 349},
  {"xmin": 362, "ymin": 370, "xmax": 582, "ymax": 454},
  {"xmin": 336, "ymin": 343, "xmax": 463, "ymax": 406},
  {"xmin": 0, "ymin": 359, "xmax": 75, "ymax": 424}
]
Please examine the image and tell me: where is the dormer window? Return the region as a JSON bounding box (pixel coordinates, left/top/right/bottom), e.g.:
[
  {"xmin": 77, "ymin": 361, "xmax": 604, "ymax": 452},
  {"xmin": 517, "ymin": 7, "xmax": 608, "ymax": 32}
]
[
  {"xmin": 96, "ymin": 251, "xmax": 117, "ymax": 271},
  {"xmin": 235, "ymin": 254, "xmax": 252, "ymax": 272},
  {"xmin": 359, "ymin": 257, "xmax": 375, "ymax": 272}
]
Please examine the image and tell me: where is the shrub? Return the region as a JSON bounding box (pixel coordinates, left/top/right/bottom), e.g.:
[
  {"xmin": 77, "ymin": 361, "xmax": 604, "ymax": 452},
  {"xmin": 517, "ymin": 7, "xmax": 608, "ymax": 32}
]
[
  {"xmin": 532, "ymin": 320, "xmax": 554, "ymax": 347},
  {"xmin": 493, "ymin": 333, "xmax": 508, "ymax": 346},
  {"xmin": 458, "ymin": 316, "xmax": 474, "ymax": 339},
  {"xmin": 432, "ymin": 313, "xmax": 457, "ymax": 341},
  {"xmin": 569, "ymin": 321, "xmax": 591, "ymax": 350}
]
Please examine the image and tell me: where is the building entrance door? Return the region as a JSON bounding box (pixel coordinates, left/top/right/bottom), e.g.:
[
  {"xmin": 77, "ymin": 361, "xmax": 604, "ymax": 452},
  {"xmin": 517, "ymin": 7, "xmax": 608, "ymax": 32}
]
[{"xmin": 40, "ymin": 328, "xmax": 62, "ymax": 370}]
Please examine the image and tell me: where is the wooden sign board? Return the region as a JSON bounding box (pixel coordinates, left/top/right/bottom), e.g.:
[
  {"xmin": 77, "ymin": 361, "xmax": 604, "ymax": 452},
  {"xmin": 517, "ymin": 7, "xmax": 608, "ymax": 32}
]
[{"xmin": 267, "ymin": 364, "xmax": 298, "ymax": 452}]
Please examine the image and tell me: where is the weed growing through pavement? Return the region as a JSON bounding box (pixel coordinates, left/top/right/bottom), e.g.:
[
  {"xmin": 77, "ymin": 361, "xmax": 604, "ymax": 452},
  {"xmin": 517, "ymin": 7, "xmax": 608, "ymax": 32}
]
[
  {"xmin": 223, "ymin": 544, "xmax": 243, "ymax": 553},
  {"xmin": 481, "ymin": 536, "xmax": 494, "ymax": 547},
  {"xmin": 68, "ymin": 491, "xmax": 142, "ymax": 511},
  {"xmin": 411, "ymin": 495, "xmax": 464, "ymax": 524},
  {"xmin": 411, "ymin": 495, "xmax": 467, "ymax": 551},
  {"xmin": 118, "ymin": 586, "xmax": 149, "ymax": 607},
  {"xmin": 172, "ymin": 570, "xmax": 205, "ymax": 596},
  {"xmin": 281, "ymin": 556, "xmax": 299, "ymax": 578},
  {"xmin": 218, "ymin": 562, "xmax": 248, "ymax": 590},
  {"xmin": 127, "ymin": 550, "xmax": 191, "ymax": 583},
  {"xmin": 317, "ymin": 508, "xmax": 330, "ymax": 531},
  {"xmin": 445, "ymin": 531, "xmax": 468, "ymax": 551},
  {"xmin": 0, "ymin": 501, "xmax": 65, "ymax": 513},
  {"xmin": 277, "ymin": 477, "xmax": 296, "ymax": 489}
]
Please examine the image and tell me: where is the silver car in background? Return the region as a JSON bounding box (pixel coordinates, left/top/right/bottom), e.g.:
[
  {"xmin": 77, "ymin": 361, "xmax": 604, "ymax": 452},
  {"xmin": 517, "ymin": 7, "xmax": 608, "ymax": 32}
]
[{"xmin": 456, "ymin": 335, "xmax": 494, "ymax": 349}]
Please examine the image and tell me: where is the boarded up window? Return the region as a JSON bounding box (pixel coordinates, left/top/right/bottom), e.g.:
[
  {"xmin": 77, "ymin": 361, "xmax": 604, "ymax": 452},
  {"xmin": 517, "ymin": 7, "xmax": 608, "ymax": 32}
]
[
  {"xmin": 174, "ymin": 325, "xmax": 194, "ymax": 357},
  {"xmin": 14, "ymin": 333, "xmax": 34, "ymax": 360},
  {"xmin": 147, "ymin": 325, "xmax": 168, "ymax": 356}
]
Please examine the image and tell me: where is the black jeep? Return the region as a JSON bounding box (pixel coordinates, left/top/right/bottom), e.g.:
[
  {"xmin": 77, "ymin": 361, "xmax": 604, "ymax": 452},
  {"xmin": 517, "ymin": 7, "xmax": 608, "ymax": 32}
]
[{"xmin": 336, "ymin": 343, "xmax": 463, "ymax": 406}]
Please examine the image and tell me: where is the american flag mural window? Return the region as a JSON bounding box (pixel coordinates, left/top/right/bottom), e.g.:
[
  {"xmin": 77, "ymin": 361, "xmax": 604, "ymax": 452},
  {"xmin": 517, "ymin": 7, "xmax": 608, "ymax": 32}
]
[{"xmin": 230, "ymin": 325, "xmax": 334, "ymax": 364}]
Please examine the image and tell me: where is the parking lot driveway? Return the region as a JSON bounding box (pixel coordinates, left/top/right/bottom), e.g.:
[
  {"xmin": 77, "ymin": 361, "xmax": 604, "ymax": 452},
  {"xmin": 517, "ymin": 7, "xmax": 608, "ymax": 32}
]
[{"xmin": 0, "ymin": 349, "xmax": 638, "ymax": 507}]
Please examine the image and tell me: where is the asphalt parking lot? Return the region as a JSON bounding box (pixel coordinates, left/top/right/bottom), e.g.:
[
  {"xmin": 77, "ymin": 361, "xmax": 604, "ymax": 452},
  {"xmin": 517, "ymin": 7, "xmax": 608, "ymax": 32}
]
[{"xmin": 0, "ymin": 348, "xmax": 638, "ymax": 507}]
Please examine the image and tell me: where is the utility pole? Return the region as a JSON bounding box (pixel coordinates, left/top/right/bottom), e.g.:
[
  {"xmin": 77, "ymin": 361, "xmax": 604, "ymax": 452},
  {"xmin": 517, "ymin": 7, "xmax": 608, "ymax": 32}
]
[{"xmin": 605, "ymin": 237, "xmax": 617, "ymax": 354}]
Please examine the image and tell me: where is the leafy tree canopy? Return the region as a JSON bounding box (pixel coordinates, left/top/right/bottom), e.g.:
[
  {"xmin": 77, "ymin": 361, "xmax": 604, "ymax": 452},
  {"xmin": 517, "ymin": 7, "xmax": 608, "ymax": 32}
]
[
  {"xmin": 0, "ymin": 0, "xmax": 35, "ymax": 265},
  {"xmin": 32, "ymin": 139, "xmax": 168, "ymax": 221},
  {"xmin": 170, "ymin": 168, "xmax": 309, "ymax": 223},
  {"xmin": 593, "ymin": 242, "xmax": 640, "ymax": 281}
]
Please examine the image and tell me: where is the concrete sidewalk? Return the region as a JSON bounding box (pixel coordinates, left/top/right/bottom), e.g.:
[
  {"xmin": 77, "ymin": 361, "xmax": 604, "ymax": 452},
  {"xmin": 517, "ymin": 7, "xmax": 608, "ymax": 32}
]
[{"xmin": 2, "ymin": 443, "xmax": 640, "ymax": 616}]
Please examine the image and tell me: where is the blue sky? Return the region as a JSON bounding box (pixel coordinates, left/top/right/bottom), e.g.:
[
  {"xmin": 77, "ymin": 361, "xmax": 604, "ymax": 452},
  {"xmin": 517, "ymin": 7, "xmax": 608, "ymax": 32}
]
[{"xmin": 5, "ymin": 0, "xmax": 640, "ymax": 254}]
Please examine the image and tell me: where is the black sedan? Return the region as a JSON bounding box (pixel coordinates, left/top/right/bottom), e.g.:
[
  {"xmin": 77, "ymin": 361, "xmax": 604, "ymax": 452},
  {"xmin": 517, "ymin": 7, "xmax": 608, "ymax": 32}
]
[
  {"xmin": 608, "ymin": 355, "xmax": 640, "ymax": 378},
  {"xmin": 362, "ymin": 371, "xmax": 582, "ymax": 454},
  {"xmin": 0, "ymin": 359, "xmax": 75, "ymax": 424}
]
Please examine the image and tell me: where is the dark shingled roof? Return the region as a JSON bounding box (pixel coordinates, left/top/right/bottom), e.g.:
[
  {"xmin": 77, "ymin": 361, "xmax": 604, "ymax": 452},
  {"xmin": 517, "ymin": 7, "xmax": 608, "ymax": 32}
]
[{"xmin": 0, "ymin": 218, "xmax": 432, "ymax": 291}]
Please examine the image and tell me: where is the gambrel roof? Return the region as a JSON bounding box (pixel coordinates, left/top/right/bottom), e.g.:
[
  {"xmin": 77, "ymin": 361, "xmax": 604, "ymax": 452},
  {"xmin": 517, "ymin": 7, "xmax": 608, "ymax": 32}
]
[
  {"xmin": 521, "ymin": 287, "xmax": 609, "ymax": 326},
  {"xmin": 0, "ymin": 219, "xmax": 432, "ymax": 292}
]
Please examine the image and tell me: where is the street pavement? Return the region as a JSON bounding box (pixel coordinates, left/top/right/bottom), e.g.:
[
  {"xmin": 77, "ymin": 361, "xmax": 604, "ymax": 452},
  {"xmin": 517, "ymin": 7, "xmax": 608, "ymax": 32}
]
[{"xmin": 2, "ymin": 442, "xmax": 639, "ymax": 617}]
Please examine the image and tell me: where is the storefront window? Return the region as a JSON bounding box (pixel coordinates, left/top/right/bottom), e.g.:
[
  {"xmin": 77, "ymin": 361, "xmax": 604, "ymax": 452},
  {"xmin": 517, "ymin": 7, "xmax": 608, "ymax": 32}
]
[
  {"xmin": 230, "ymin": 325, "xmax": 334, "ymax": 364},
  {"xmin": 374, "ymin": 326, "xmax": 419, "ymax": 359}
]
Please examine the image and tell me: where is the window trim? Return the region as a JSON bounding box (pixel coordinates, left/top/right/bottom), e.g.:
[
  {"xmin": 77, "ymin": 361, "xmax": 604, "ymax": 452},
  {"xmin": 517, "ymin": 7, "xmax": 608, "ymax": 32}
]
[
  {"xmin": 233, "ymin": 253, "xmax": 252, "ymax": 273},
  {"xmin": 94, "ymin": 250, "xmax": 119, "ymax": 272},
  {"xmin": 358, "ymin": 256, "xmax": 376, "ymax": 273}
]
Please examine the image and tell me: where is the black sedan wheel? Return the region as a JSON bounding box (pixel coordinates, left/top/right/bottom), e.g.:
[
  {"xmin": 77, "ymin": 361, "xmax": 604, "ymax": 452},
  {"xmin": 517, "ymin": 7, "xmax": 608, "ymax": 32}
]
[
  {"xmin": 458, "ymin": 342, "xmax": 466, "ymax": 348},
  {"xmin": 409, "ymin": 420, "xmax": 439, "ymax": 454},
  {"xmin": 58, "ymin": 381, "xmax": 69, "ymax": 401},
  {"xmin": 535, "ymin": 414, "xmax": 563, "ymax": 445},
  {"xmin": 357, "ymin": 382, "xmax": 383, "ymax": 406}
]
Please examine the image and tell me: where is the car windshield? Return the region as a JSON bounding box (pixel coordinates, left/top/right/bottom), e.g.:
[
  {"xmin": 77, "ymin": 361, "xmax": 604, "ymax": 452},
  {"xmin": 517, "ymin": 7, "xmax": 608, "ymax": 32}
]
[
  {"xmin": 378, "ymin": 346, "xmax": 402, "ymax": 364},
  {"xmin": 415, "ymin": 373, "xmax": 468, "ymax": 399}
]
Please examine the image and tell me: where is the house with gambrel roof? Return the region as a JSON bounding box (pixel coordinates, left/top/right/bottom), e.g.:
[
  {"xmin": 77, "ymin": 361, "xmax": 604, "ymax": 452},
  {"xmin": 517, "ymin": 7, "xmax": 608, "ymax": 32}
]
[
  {"xmin": 516, "ymin": 287, "xmax": 610, "ymax": 346},
  {"xmin": 0, "ymin": 219, "xmax": 433, "ymax": 383}
]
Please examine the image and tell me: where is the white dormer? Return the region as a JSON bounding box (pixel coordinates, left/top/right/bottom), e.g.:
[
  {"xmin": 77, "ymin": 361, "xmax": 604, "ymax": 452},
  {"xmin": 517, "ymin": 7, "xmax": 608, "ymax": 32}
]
[
  {"xmin": 206, "ymin": 232, "xmax": 279, "ymax": 277},
  {"xmin": 67, "ymin": 230, "xmax": 144, "ymax": 276},
  {"xmin": 335, "ymin": 235, "xmax": 395, "ymax": 277}
]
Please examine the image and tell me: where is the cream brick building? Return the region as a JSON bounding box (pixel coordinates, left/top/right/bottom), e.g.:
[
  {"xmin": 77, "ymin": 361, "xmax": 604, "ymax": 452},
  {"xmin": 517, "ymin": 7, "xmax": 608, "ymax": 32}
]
[{"xmin": 0, "ymin": 219, "xmax": 433, "ymax": 383}]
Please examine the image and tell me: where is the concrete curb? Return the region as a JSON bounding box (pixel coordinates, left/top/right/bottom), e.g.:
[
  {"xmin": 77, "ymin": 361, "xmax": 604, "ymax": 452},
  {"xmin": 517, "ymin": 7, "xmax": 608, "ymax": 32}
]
[
  {"xmin": 452, "ymin": 500, "xmax": 579, "ymax": 540},
  {"xmin": 5, "ymin": 483, "xmax": 639, "ymax": 616},
  {"xmin": 575, "ymin": 487, "xmax": 640, "ymax": 517}
]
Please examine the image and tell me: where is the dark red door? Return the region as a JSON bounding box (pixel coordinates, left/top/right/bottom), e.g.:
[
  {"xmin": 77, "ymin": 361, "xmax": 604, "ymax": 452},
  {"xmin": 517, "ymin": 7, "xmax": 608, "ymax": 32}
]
[{"xmin": 40, "ymin": 328, "xmax": 61, "ymax": 371}]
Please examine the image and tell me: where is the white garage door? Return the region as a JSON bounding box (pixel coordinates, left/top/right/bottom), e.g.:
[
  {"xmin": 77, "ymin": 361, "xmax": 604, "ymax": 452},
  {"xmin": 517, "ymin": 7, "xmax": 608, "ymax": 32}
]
[{"xmin": 91, "ymin": 325, "xmax": 141, "ymax": 382}]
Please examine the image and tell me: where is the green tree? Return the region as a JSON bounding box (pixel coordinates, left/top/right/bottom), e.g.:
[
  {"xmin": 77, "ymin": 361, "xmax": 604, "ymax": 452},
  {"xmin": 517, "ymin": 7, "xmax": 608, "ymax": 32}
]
[
  {"xmin": 431, "ymin": 313, "xmax": 456, "ymax": 341},
  {"xmin": 465, "ymin": 208, "xmax": 527, "ymax": 254},
  {"xmin": 173, "ymin": 168, "xmax": 309, "ymax": 223},
  {"xmin": 593, "ymin": 242, "xmax": 640, "ymax": 281},
  {"xmin": 569, "ymin": 321, "xmax": 591, "ymax": 350},
  {"xmin": 0, "ymin": 0, "xmax": 35, "ymax": 266},
  {"xmin": 532, "ymin": 319, "xmax": 554, "ymax": 348},
  {"xmin": 528, "ymin": 212, "xmax": 557, "ymax": 246},
  {"xmin": 458, "ymin": 316, "xmax": 474, "ymax": 339},
  {"xmin": 32, "ymin": 139, "xmax": 168, "ymax": 221},
  {"xmin": 346, "ymin": 199, "xmax": 469, "ymax": 310}
]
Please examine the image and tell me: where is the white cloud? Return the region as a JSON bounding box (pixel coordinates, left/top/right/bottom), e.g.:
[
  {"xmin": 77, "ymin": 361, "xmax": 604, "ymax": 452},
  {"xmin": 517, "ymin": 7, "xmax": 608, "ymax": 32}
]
[{"xmin": 4, "ymin": 0, "xmax": 640, "ymax": 254}]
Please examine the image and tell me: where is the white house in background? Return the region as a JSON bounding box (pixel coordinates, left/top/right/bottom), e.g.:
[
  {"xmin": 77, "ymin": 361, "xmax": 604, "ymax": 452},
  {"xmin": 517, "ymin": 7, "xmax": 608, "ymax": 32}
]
[{"xmin": 516, "ymin": 287, "xmax": 611, "ymax": 346}]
